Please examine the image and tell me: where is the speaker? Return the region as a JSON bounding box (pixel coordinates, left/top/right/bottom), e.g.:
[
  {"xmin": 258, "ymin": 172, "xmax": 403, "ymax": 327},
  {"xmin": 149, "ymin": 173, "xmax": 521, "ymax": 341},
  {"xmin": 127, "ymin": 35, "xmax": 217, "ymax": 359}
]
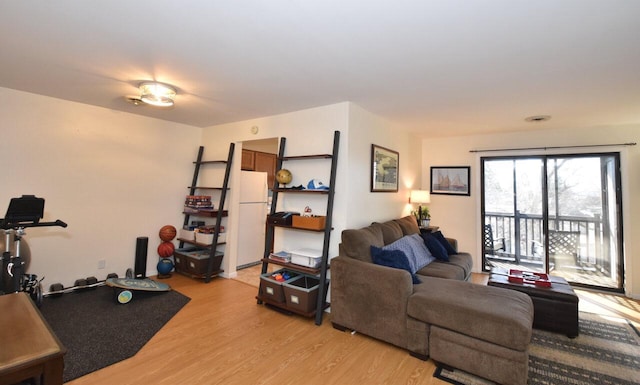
[{"xmin": 134, "ymin": 236, "xmax": 148, "ymax": 279}]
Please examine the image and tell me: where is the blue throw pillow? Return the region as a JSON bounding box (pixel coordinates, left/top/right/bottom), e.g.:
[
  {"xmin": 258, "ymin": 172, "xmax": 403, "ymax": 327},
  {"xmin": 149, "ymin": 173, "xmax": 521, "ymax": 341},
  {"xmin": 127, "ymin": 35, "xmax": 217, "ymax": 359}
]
[
  {"xmin": 370, "ymin": 246, "xmax": 421, "ymax": 284},
  {"xmin": 432, "ymin": 231, "xmax": 457, "ymax": 255},
  {"xmin": 406, "ymin": 233, "xmax": 436, "ymax": 271},
  {"xmin": 382, "ymin": 234, "xmax": 435, "ymax": 273},
  {"xmin": 421, "ymin": 233, "xmax": 449, "ymax": 262}
]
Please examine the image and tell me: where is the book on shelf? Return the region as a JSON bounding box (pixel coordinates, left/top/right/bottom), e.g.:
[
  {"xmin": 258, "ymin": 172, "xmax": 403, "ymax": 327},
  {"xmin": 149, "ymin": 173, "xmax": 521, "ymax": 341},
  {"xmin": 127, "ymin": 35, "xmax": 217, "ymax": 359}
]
[{"xmin": 185, "ymin": 195, "xmax": 213, "ymax": 208}]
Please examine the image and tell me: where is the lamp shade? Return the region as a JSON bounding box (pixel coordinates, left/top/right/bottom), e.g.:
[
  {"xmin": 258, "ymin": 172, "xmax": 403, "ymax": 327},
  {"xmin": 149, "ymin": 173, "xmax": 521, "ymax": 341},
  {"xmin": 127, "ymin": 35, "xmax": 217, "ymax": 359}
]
[{"xmin": 410, "ymin": 190, "xmax": 430, "ymax": 204}]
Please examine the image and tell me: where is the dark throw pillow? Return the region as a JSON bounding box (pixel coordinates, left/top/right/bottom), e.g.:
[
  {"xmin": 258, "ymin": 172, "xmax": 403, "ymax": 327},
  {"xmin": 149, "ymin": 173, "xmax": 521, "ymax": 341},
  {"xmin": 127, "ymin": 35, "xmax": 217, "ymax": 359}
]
[
  {"xmin": 370, "ymin": 245, "xmax": 421, "ymax": 284},
  {"xmin": 432, "ymin": 231, "xmax": 457, "ymax": 255},
  {"xmin": 421, "ymin": 233, "xmax": 449, "ymax": 262}
]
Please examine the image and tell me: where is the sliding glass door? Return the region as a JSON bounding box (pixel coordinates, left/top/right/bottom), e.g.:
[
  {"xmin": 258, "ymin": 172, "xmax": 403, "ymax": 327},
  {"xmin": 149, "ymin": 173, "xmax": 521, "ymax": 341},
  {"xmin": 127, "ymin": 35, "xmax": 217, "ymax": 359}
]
[{"xmin": 481, "ymin": 153, "xmax": 624, "ymax": 292}]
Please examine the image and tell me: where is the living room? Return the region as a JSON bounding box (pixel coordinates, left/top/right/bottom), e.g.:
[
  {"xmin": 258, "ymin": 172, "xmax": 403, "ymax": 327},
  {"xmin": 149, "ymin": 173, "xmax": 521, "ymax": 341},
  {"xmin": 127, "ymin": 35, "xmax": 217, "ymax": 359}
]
[
  {"xmin": 0, "ymin": 1, "xmax": 638, "ymax": 299},
  {"xmin": 1, "ymin": 2, "xmax": 639, "ymax": 384}
]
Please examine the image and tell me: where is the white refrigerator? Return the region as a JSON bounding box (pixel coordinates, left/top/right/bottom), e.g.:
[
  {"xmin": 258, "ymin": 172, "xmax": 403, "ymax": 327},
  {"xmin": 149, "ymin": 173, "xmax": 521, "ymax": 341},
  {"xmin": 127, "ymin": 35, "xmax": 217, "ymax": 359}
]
[{"xmin": 237, "ymin": 171, "xmax": 269, "ymax": 268}]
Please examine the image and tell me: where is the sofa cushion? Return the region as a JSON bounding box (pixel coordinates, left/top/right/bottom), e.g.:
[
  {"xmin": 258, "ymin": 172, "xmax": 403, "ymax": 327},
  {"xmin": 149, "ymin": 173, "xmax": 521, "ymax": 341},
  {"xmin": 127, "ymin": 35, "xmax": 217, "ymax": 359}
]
[
  {"xmin": 371, "ymin": 221, "xmax": 403, "ymax": 245},
  {"xmin": 393, "ymin": 215, "xmax": 420, "ymax": 235},
  {"xmin": 341, "ymin": 225, "xmax": 384, "ymax": 263},
  {"xmin": 383, "ymin": 234, "xmax": 435, "ymax": 273},
  {"xmin": 421, "ymin": 232, "xmax": 449, "ymax": 261},
  {"xmin": 447, "ymin": 252, "xmax": 473, "ymax": 278},
  {"xmin": 370, "ymin": 246, "xmax": 421, "ymax": 284},
  {"xmin": 416, "ymin": 260, "xmax": 466, "ymax": 280},
  {"xmin": 408, "ymin": 277, "xmax": 533, "ymax": 351},
  {"xmin": 432, "ymin": 230, "xmax": 457, "ymax": 255}
]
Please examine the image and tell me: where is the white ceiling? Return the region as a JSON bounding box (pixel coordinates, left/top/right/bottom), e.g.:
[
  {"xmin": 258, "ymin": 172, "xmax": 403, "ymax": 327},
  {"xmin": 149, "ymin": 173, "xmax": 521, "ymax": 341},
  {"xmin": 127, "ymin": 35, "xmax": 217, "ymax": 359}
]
[{"xmin": 1, "ymin": 1, "xmax": 639, "ymax": 137}]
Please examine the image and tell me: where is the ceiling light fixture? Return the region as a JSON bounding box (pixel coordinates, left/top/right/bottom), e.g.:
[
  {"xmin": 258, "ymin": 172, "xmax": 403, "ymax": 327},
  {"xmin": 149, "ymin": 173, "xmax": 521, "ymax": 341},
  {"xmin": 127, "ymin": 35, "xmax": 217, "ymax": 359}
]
[
  {"xmin": 139, "ymin": 82, "xmax": 176, "ymax": 107},
  {"xmin": 524, "ymin": 115, "xmax": 551, "ymax": 123}
]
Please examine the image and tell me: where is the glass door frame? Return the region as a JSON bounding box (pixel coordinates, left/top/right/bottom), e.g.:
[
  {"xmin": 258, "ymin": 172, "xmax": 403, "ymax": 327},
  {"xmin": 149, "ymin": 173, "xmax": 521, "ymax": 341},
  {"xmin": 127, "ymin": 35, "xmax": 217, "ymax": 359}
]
[{"xmin": 480, "ymin": 152, "xmax": 625, "ymax": 293}]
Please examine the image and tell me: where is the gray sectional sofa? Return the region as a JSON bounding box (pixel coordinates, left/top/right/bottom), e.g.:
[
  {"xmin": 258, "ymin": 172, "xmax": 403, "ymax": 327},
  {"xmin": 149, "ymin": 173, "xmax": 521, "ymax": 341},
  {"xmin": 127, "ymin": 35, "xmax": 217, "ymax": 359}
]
[{"xmin": 330, "ymin": 216, "xmax": 534, "ymax": 385}]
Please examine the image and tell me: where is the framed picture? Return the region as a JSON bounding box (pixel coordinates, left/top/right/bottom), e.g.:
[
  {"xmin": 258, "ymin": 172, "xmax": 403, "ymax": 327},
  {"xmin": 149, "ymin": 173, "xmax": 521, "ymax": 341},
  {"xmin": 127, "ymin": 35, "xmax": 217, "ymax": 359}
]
[
  {"xmin": 430, "ymin": 166, "xmax": 470, "ymax": 196},
  {"xmin": 371, "ymin": 144, "xmax": 399, "ymax": 192}
]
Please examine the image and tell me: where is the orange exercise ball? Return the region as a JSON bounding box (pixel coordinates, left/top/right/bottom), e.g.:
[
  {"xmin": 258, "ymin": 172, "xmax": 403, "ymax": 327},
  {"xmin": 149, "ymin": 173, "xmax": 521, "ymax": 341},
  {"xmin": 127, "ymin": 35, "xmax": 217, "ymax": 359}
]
[
  {"xmin": 159, "ymin": 225, "xmax": 177, "ymax": 242},
  {"xmin": 157, "ymin": 241, "xmax": 175, "ymax": 258}
]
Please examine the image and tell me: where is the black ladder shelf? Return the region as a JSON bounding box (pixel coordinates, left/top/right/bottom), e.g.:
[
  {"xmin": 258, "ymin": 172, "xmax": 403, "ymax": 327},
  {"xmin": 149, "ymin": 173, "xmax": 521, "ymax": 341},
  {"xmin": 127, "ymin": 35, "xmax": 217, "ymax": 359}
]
[
  {"xmin": 177, "ymin": 143, "xmax": 234, "ymax": 283},
  {"xmin": 258, "ymin": 130, "xmax": 339, "ymax": 325}
]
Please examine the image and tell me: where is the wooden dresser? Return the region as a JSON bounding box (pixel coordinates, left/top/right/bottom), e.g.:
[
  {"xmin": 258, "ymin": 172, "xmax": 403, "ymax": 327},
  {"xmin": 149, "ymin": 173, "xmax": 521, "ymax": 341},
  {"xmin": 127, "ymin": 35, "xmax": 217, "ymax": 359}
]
[{"xmin": 0, "ymin": 293, "xmax": 66, "ymax": 385}]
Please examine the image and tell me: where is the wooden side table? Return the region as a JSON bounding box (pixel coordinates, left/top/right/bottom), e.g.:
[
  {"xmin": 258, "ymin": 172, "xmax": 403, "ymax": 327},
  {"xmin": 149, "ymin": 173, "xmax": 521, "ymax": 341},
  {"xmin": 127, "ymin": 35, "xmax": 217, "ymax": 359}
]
[
  {"xmin": 419, "ymin": 225, "xmax": 439, "ymax": 233},
  {"xmin": 0, "ymin": 293, "xmax": 66, "ymax": 385}
]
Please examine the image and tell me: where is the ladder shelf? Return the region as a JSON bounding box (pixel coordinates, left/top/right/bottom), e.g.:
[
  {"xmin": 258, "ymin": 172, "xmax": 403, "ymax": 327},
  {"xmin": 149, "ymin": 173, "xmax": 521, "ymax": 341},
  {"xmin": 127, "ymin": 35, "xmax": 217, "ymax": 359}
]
[
  {"xmin": 177, "ymin": 144, "xmax": 234, "ymax": 283},
  {"xmin": 258, "ymin": 131, "xmax": 339, "ymax": 325}
]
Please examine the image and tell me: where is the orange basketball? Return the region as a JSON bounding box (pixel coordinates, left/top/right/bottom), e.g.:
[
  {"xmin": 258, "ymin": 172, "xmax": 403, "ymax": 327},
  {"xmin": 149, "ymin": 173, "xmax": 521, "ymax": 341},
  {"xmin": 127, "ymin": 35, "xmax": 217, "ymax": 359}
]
[
  {"xmin": 159, "ymin": 225, "xmax": 177, "ymax": 241},
  {"xmin": 157, "ymin": 241, "xmax": 175, "ymax": 257}
]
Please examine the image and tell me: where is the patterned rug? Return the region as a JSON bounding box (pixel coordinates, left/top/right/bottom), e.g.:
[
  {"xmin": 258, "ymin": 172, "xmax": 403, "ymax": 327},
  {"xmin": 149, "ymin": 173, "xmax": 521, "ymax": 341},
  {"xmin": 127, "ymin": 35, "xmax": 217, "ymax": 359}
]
[{"xmin": 434, "ymin": 312, "xmax": 640, "ymax": 385}]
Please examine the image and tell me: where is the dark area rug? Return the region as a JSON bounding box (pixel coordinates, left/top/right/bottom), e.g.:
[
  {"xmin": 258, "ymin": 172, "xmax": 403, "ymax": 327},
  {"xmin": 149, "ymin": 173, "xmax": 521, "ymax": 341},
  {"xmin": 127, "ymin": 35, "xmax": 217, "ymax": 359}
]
[
  {"xmin": 39, "ymin": 285, "xmax": 190, "ymax": 382},
  {"xmin": 434, "ymin": 312, "xmax": 640, "ymax": 385}
]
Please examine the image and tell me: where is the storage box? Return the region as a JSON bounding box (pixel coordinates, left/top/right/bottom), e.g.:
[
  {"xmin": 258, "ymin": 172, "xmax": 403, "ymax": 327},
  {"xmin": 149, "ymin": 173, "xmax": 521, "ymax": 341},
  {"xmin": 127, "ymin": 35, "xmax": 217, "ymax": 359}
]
[
  {"xmin": 292, "ymin": 215, "xmax": 326, "ymax": 230},
  {"xmin": 173, "ymin": 253, "xmax": 187, "ymax": 272},
  {"xmin": 179, "ymin": 228, "xmax": 195, "ymax": 241},
  {"xmin": 290, "ymin": 248, "xmax": 322, "ymax": 268},
  {"xmin": 195, "ymin": 232, "xmax": 214, "ymax": 245},
  {"xmin": 259, "ymin": 269, "xmax": 300, "ymax": 303},
  {"xmin": 174, "ymin": 247, "xmax": 223, "ymax": 276},
  {"xmin": 194, "ymin": 232, "xmax": 226, "ymax": 245},
  {"xmin": 283, "ymin": 275, "xmax": 327, "ymax": 313}
]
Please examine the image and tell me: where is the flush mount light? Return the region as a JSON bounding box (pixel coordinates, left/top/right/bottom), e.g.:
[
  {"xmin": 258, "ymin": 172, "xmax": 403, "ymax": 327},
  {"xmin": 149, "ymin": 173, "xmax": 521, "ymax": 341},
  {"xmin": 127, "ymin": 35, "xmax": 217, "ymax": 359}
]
[
  {"xmin": 139, "ymin": 82, "xmax": 176, "ymax": 107},
  {"xmin": 524, "ymin": 115, "xmax": 551, "ymax": 122}
]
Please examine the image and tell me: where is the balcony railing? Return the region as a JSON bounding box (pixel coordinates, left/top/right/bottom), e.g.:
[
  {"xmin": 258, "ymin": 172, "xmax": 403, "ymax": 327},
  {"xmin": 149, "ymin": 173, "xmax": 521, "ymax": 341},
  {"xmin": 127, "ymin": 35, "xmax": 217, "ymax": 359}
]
[{"xmin": 484, "ymin": 211, "xmax": 611, "ymax": 272}]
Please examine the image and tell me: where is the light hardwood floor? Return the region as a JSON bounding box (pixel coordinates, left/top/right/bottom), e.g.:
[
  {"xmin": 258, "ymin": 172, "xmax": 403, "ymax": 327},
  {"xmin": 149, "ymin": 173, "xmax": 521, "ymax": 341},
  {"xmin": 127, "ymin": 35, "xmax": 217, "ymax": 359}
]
[{"xmin": 66, "ymin": 270, "xmax": 640, "ymax": 385}]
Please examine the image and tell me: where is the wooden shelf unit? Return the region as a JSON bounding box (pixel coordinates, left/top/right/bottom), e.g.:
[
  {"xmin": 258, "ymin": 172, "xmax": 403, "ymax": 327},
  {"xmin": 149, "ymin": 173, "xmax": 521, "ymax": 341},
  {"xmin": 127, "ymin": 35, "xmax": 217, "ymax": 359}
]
[
  {"xmin": 181, "ymin": 210, "xmax": 228, "ymax": 217},
  {"xmin": 178, "ymin": 144, "xmax": 234, "ymax": 283},
  {"xmin": 258, "ymin": 131, "xmax": 339, "ymax": 325}
]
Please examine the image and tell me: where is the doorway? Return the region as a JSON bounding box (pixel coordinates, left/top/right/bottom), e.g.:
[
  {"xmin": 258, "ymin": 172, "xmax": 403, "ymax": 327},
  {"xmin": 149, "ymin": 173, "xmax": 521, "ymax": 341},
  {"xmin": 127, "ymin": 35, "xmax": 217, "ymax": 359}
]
[
  {"xmin": 235, "ymin": 138, "xmax": 278, "ymax": 271},
  {"xmin": 481, "ymin": 153, "xmax": 624, "ymax": 292}
]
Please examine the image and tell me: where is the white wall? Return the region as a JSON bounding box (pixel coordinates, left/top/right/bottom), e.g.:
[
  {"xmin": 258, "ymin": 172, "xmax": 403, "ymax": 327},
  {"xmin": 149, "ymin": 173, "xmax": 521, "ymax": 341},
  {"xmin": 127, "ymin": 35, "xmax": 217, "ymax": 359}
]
[
  {"xmin": 346, "ymin": 103, "xmax": 423, "ymax": 228},
  {"xmin": 0, "ymin": 87, "xmax": 201, "ymax": 290},
  {"xmin": 422, "ymin": 125, "xmax": 640, "ymax": 298}
]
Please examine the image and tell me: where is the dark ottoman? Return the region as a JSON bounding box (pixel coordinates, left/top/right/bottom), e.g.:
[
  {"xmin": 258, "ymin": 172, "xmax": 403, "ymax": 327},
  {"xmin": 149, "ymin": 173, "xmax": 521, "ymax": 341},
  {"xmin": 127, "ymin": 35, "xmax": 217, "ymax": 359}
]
[{"xmin": 488, "ymin": 269, "xmax": 579, "ymax": 338}]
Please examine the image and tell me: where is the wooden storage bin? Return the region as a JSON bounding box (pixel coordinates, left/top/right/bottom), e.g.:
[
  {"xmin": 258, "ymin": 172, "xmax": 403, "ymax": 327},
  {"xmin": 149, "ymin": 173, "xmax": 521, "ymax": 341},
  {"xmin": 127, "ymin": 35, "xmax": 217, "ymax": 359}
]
[
  {"xmin": 283, "ymin": 275, "xmax": 328, "ymax": 313},
  {"xmin": 174, "ymin": 247, "xmax": 223, "ymax": 276},
  {"xmin": 259, "ymin": 269, "xmax": 300, "ymax": 303},
  {"xmin": 174, "ymin": 253, "xmax": 187, "ymax": 272},
  {"xmin": 292, "ymin": 215, "xmax": 326, "ymax": 230}
]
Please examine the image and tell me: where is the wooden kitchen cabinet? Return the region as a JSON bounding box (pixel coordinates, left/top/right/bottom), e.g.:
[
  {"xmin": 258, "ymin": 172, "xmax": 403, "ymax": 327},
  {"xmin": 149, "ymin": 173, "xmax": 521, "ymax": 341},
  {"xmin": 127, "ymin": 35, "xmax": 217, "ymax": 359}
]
[{"xmin": 242, "ymin": 149, "xmax": 276, "ymax": 189}]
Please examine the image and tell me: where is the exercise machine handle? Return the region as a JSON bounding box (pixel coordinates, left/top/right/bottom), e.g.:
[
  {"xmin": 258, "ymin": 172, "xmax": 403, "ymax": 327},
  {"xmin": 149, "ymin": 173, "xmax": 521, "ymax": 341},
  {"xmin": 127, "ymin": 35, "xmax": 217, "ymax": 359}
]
[
  {"xmin": 0, "ymin": 219, "xmax": 67, "ymax": 230},
  {"xmin": 23, "ymin": 219, "xmax": 68, "ymax": 229}
]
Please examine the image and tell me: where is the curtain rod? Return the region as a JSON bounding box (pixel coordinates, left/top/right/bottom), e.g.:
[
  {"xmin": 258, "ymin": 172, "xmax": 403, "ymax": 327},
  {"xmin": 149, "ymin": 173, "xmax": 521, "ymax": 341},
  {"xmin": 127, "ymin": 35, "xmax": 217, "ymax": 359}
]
[{"xmin": 469, "ymin": 142, "xmax": 636, "ymax": 153}]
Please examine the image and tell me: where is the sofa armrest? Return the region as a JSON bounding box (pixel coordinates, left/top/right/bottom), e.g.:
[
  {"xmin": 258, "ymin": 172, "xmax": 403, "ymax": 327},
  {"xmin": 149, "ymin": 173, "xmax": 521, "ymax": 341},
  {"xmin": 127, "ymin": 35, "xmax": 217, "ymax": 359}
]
[
  {"xmin": 445, "ymin": 237, "xmax": 458, "ymax": 252},
  {"xmin": 330, "ymin": 256, "xmax": 413, "ymax": 348}
]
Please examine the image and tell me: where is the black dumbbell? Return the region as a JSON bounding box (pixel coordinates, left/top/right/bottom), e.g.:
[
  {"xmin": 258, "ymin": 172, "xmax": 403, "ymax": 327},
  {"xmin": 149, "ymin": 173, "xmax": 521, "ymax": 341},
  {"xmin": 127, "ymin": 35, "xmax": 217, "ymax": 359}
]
[
  {"xmin": 74, "ymin": 278, "xmax": 88, "ymax": 292},
  {"xmin": 86, "ymin": 276, "xmax": 98, "ymax": 289},
  {"xmin": 49, "ymin": 283, "xmax": 64, "ymax": 297}
]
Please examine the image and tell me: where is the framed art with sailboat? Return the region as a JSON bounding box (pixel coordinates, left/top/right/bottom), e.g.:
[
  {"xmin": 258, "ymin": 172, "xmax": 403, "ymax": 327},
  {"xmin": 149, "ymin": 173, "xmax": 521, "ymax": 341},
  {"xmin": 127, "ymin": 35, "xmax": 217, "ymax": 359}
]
[{"xmin": 430, "ymin": 166, "xmax": 470, "ymax": 196}]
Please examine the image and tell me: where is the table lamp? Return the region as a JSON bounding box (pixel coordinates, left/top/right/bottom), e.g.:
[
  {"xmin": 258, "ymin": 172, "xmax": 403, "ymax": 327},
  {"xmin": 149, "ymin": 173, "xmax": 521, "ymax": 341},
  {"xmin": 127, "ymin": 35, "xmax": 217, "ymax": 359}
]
[{"xmin": 410, "ymin": 190, "xmax": 431, "ymax": 226}]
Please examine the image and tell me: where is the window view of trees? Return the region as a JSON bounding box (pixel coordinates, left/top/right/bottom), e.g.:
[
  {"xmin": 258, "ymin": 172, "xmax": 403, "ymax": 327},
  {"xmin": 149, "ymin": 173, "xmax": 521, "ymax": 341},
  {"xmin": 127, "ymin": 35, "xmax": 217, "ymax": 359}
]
[
  {"xmin": 484, "ymin": 157, "xmax": 604, "ymax": 219},
  {"xmin": 548, "ymin": 157, "xmax": 603, "ymax": 218},
  {"xmin": 482, "ymin": 154, "xmax": 623, "ymax": 291}
]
